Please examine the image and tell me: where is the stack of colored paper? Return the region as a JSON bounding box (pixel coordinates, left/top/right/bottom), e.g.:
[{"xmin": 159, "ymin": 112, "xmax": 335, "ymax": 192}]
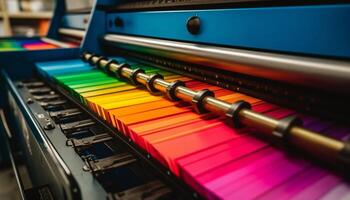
[
  {"xmin": 0, "ymin": 38, "xmax": 69, "ymax": 51},
  {"xmin": 37, "ymin": 58, "xmax": 350, "ymax": 200}
]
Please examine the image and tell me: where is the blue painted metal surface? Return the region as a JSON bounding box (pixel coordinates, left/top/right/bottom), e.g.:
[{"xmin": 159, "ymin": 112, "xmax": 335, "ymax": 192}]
[
  {"xmin": 106, "ymin": 4, "xmax": 350, "ymax": 59},
  {"xmin": 47, "ymin": 0, "xmax": 66, "ymax": 39},
  {"xmin": 62, "ymin": 14, "xmax": 91, "ymax": 30},
  {"xmin": 82, "ymin": 10, "xmax": 106, "ymax": 54},
  {"xmin": 48, "ymin": 0, "xmax": 91, "ymax": 38},
  {"xmin": 0, "ymin": 48, "xmax": 79, "ymax": 78},
  {"xmin": 81, "ymin": 0, "xmax": 122, "ymax": 54}
]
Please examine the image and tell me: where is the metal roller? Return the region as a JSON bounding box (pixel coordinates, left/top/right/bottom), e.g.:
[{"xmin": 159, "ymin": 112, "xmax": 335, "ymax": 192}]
[{"xmin": 82, "ymin": 52, "xmax": 349, "ymax": 168}]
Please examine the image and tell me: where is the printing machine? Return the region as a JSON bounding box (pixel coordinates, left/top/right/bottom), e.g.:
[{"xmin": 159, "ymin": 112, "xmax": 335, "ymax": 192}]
[{"xmin": 1, "ymin": 0, "xmax": 350, "ymax": 199}]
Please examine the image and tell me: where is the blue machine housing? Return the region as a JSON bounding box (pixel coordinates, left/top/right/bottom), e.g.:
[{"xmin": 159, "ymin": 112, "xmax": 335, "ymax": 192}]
[
  {"xmin": 0, "ymin": 0, "xmax": 96, "ymax": 79},
  {"xmin": 62, "ymin": 14, "xmax": 91, "ymax": 30},
  {"xmin": 46, "ymin": 0, "xmax": 67, "ymax": 39},
  {"xmin": 104, "ymin": 4, "xmax": 350, "ymax": 59},
  {"xmin": 82, "ymin": 0, "xmax": 114, "ymax": 54}
]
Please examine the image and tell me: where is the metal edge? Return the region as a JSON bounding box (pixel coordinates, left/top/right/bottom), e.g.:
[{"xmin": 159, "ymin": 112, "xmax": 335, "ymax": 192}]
[
  {"xmin": 41, "ymin": 37, "xmax": 73, "ymax": 48},
  {"xmin": 43, "ymin": 75, "xmax": 200, "ymax": 200},
  {"xmin": 103, "ymin": 34, "xmax": 350, "ymax": 94},
  {"xmin": 0, "ymin": 109, "xmax": 26, "ymax": 200},
  {"xmin": 1, "ymin": 70, "xmax": 82, "ymax": 200},
  {"xmin": 59, "ymin": 28, "xmax": 85, "ymax": 39}
]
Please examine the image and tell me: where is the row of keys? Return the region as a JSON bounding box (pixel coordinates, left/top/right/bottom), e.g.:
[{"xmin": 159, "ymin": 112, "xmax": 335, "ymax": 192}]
[{"xmin": 23, "ymin": 79, "xmax": 181, "ymax": 199}]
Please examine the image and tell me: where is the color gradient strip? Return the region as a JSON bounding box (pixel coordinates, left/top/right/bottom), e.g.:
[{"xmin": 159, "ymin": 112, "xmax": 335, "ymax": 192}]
[
  {"xmin": 37, "ymin": 58, "xmax": 350, "ymax": 200},
  {"xmin": 0, "ymin": 38, "xmax": 72, "ymax": 51}
]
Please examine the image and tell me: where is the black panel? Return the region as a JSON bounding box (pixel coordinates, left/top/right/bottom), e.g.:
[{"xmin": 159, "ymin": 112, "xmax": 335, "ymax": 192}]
[
  {"xmin": 100, "ymin": 0, "xmax": 350, "ymax": 11},
  {"xmin": 11, "ymin": 78, "xmax": 197, "ymax": 199}
]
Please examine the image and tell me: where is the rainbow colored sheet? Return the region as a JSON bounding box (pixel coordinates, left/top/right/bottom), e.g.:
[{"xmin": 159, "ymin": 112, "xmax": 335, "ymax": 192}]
[
  {"xmin": 0, "ymin": 38, "xmax": 65, "ymax": 51},
  {"xmin": 37, "ymin": 58, "xmax": 350, "ymax": 200}
]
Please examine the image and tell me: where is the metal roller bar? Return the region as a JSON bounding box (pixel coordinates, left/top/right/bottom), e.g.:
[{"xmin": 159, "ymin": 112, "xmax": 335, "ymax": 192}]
[
  {"xmin": 103, "ymin": 34, "xmax": 350, "ymax": 94},
  {"xmin": 41, "ymin": 37, "xmax": 73, "ymax": 48},
  {"xmin": 82, "ymin": 52, "xmax": 350, "ymax": 168},
  {"xmin": 58, "ymin": 28, "xmax": 85, "ymax": 39}
]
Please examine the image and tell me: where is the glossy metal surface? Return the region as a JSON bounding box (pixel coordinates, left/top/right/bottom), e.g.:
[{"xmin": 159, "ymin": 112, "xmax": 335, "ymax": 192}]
[
  {"xmin": 41, "ymin": 37, "xmax": 73, "ymax": 48},
  {"xmin": 290, "ymin": 127, "xmax": 344, "ymax": 160},
  {"xmin": 62, "ymin": 14, "xmax": 90, "ymax": 30},
  {"xmin": 104, "ymin": 34, "xmax": 350, "ymax": 93},
  {"xmin": 59, "ymin": 28, "xmax": 85, "ymax": 39}
]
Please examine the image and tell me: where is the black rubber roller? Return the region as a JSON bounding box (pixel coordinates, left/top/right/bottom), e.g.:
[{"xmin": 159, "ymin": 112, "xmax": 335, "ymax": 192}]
[
  {"xmin": 192, "ymin": 89, "xmax": 215, "ymax": 114},
  {"xmin": 96, "ymin": 56, "xmax": 107, "ymax": 70},
  {"xmin": 81, "ymin": 51, "xmax": 93, "ymax": 62},
  {"xmin": 115, "ymin": 63, "xmax": 130, "ymax": 79},
  {"xmin": 81, "ymin": 52, "xmax": 89, "ymax": 62},
  {"xmin": 146, "ymin": 74, "xmax": 164, "ymax": 94},
  {"xmin": 104, "ymin": 59, "xmax": 120, "ymax": 75},
  {"xmin": 165, "ymin": 80, "xmax": 185, "ymax": 101},
  {"xmin": 129, "ymin": 68, "xmax": 145, "ymax": 85},
  {"xmin": 87, "ymin": 53, "xmax": 97, "ymax": 66},
  {"xmin": 338, "ymin": 141, "xmax": 350, "ymax": 166},
  {"xmin": 225, "ymin": 100, "xmax": 251, "ymax": 128},
  {"xmin": 272, "ymin": 115, "xmax": 303, "ymax": 144}
]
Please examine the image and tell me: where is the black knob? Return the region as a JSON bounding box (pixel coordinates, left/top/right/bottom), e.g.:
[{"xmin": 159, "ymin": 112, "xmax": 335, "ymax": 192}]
[
  {"xmin": 17, "ymin": 82, "xmax": 24, "ymax": 88},
  {"xmin": 44, "ymin": 122, "xmax": 55, "ymax": 130},
  {"xmin": 187, "ymin": 16, "xmax": 201, "ymax": 35},
  {"xmin": 26, "ymin": 98, "xmax": 34, "ymax": 104},
  {"xmin": 114, "ymin": 17, "xmax": 124, "ymax": 27}
]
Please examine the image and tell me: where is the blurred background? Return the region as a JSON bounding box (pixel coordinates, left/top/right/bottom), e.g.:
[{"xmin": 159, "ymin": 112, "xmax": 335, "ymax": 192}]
[{"xmin": 0, "ymin": 0, "xmax": 94, "ymax": 37}]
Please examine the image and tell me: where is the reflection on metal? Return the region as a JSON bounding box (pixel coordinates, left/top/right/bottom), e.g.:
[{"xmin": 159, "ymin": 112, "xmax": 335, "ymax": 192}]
[
  {"xmin": 103, "ymin": 34, "xmax": 350, "ymax": 93},
  {"xmin": 83, "ymin": 52, "xmax": 349, "ymax": 168},
  {"xmin": 41, "ymin": 37, "xmax": 73, "ymax": 48},
  {"xmin": 59, "ymin": 28, "xmax": 85, "ymax": 38}
]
